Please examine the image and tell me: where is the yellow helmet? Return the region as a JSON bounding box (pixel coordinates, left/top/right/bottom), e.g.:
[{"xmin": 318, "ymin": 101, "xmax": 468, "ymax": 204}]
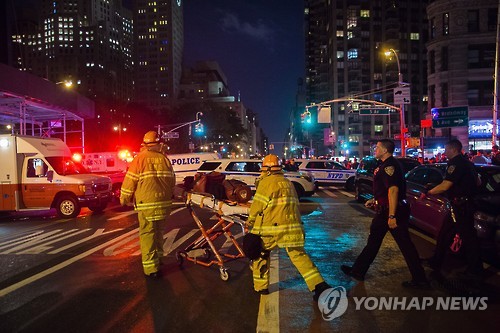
[
  {"xmin": 143, "ymin": 131, "xmax": 160, "ymax": 145},
  {"xmin": 261, "ymin": 154, "xmax": 282, "ymax": 171}
]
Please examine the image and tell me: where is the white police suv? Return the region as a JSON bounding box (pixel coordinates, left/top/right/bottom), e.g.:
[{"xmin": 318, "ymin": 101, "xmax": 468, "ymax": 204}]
[
  {"xmin": 293, "ymin": 159, "xmax": 356, "ymax": 190},
  {"xmin": 196, "ymin": 159, "xmax": 316, "ymax": 197},
  {"xmin": 169, "ymin": 152, "xmax": 219, "ymax": 184}
]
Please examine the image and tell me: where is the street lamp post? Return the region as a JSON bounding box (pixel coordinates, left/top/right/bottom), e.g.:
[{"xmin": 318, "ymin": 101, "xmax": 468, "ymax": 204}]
[{"xmin": 385, "ymin": 48, "xmax": 406, "ymax": 157}]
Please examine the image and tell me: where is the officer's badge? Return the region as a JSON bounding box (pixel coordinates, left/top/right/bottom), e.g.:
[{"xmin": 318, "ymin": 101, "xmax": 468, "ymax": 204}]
[
  {"xmin": 384, "ymin": 166, "xmax": 395, "ymax": 176},
  {"xmin": 447, "ymin": 165, "xmax": 455, "ymax": 174}
]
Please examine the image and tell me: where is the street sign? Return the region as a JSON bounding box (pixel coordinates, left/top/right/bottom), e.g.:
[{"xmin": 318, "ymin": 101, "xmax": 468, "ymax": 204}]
[
  {"xmin": 431, "ymin": 106, "xmax": 469, "ymax": 128},
  {"xmin": 359, "ymin": 108, "xmax": 391, "ymax": 115},
  {"xmin": 432, "ymin": 117, "xmax": 469, "ymax": 128},
  {"xmin": 164, "ymin": 132, "xmax": 179, "ymax": 139},
  {"xmin": 394, "ymin": 87, "xmax": 411, "ymax": 104}
]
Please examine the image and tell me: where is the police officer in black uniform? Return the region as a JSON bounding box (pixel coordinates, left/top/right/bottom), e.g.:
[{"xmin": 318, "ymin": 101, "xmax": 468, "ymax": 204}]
[
  {"xmin": 341, "ymin": 139, "xmax": 428, "ymax": 288},
  {"xmin": 421, "ymin": 139, "xmax": 483, "ymax": 278}
]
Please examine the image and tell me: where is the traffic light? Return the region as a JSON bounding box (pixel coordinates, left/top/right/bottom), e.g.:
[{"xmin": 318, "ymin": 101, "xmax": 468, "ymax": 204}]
[
  {"xmin": 194, "ymin": 122, "xmax": 204, "ymax": 135},
  {"xmin": 301, "ymin": 111, "xmax": 312, "ymax": 125}
]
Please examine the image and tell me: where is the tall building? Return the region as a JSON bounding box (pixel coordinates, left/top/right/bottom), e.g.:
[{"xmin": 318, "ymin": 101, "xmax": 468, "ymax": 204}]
[
  {"xmin": 179, "ymin": 60, "xmax": 265, "ymax": 157},
  {"xmin": 133, "ymin": 0, "xmax": 183, "ymax": 112},
  {"xmin": 303, "ymin": 0, "xmax": 429, "ymax": 157},
  {"xmin": 426, "ymin": 0, "xmax": 498, "ymax": 151},
  {"xmin": 10, "ymin": 0, "xmax": 133, "ymax": 103}
]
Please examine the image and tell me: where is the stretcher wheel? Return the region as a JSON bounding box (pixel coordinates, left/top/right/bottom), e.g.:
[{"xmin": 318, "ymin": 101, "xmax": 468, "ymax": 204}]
[
  {"xmin": 219, "ymin": 268, "xmax": 230, "ymax": 281},
  {"xmin": 203, "ymin": 247, "xmax": 212, "ymax": 260},
  {"xmin": 176, "ymin": 251, "xmax": 185, "ymax": 266}
]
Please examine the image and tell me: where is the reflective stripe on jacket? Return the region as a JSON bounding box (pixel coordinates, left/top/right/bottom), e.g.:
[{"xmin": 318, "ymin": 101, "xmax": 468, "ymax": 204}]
[
  {"xmin": 248, "ymin": 172, "xmax": 305, "ymax": 248},
  {"xmin": 120, "ymin": 145, "xmax": 175, "ymax": 213}
]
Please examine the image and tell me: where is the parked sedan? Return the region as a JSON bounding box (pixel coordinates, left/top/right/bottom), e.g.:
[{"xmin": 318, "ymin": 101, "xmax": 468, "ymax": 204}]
[
  {"xmin": 355, "ymin": 156, "xmax": 420, "ymax": 202},
  {"xmin": 405, "ymin": 164, "xmax": 500, "ymax": 265}
]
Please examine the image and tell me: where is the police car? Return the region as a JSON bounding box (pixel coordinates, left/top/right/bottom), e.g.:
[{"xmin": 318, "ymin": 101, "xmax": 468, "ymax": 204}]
[
  {"xmin": 293, "ymin": 159, "xmax": 356, "ymax": 190},
  {"xmin": 196, "ymin": 159, "xmax": 316, "ymax": 197},
  {"xmin": 169, "ymin": 152, "xmax": 220, "ymax": 184}
]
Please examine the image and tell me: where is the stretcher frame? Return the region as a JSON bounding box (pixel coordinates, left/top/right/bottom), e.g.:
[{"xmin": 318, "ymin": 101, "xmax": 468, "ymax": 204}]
[{"xmin": 176, "ymin": 192, "xmax": 249, "ymax": 281}]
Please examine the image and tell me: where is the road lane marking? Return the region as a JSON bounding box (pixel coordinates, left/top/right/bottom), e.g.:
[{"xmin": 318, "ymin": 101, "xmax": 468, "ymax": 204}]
[
  {"xmin": 408, "ymin": 228, "xmax": 436, "ymax": 245},
  {"xmin": 49, "ymin": 228, "xmax": 123, "ymax": 254},
  {"xmin": 19, "ymin": 229, "xmax": 91, "ymax": 254},
  {"xmin": 0, "ymin": 228, "xmax": 140, "ymax": 297},
  {"xmin": 108, "ymin": 210, "xmax": 137, "ymax": 221},
  {"xmin": 0, "ymin": 231, "xmax": 45, "ymax": 251},
  {"xmin": 338, "ymin": 189, "xmax": 355, "ymax": 197},
  {"xmin": 0, "ymin": 229, "xmax": 83, "ymax": 254},
  {"xmin": 322, "ymin": 189, "xmax": 337, "ymax": 198},
  {"xmin": 257, "ymin": 250, "xmax": 279, "ymax": 333}
]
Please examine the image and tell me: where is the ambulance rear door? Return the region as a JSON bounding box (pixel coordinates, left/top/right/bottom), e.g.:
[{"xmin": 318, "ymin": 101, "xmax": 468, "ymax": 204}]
[{"xmin": 0, "ymin": 135, "xmax": 18, "ymax": 210}]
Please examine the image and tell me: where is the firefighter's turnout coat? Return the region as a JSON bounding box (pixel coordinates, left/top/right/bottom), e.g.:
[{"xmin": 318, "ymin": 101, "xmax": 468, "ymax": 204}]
[
  {"xmin": 120, "ymin": 144, "xmax": 175, "ymax": 274},
  {"xmin": 247, "ymin": 171, "xmax": 324, "ymax": 291},
  {"xmin": 247, "ymin": 171, "xmax": 305, "ymax": 247}
]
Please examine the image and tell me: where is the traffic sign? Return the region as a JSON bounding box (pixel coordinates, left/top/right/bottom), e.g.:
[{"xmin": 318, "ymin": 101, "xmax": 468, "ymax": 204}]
[
  {"xmin": 431, "ymin": 106, "xmax": 469, "ymax": 128},
  {"xmin": 359, "ymin": 108, "xmax": 391, "ymax": 115},
  {"xmin": 394, "ymin": 87, "xmax": 411, "ymax": 104},
  {"xmin": 165, "ymin": 132, "xmax": 179, "ymax": 139},
  {"xmin": 432, "ymin": 117, "xmax": 469, "ymax": 128}
]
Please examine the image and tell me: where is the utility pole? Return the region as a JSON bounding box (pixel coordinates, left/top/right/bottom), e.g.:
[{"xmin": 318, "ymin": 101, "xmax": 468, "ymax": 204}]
[
  {"xmin": 493, "ymin": 2, "xmax": 500, "ymax": 146},
  {"xmin": 385, "ymin": 48, "xmax": 406, "ymax": 157}
]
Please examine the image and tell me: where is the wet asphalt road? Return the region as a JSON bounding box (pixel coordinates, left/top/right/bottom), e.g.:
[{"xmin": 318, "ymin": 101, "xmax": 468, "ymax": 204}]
[{"xmin": 0, "ymin": 187, "xmax": 499, "ymax": 332}]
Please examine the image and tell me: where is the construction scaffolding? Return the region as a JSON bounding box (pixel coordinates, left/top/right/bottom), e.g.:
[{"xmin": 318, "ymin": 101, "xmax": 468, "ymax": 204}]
[{"xmin": 0, "ymin": 63, "xmax": 94, "ymax": 152}]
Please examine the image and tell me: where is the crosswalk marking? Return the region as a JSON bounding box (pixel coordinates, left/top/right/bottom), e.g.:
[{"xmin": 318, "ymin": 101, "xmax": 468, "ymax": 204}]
[
  {"xmin": 0, "ymin": 228, "xmax": 140, "ymax": 297},
  {"xmin": 108, "ymin": 210, "xmax": 137, "ymax": 221},
  {"xmin": 0, "ymin": 229, "xmax": 87, "ymax": 254},
  {"xmin": 322, "ymin": 189, "xmax": 338, "ymax": 198}
]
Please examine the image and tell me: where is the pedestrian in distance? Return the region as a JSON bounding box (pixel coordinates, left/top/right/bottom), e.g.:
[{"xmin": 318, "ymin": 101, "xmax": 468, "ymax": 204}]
[
  {"xmin": 420, "ymin": 139, "xmax": 483, "ymax": 280},
  {"xmin": 120, "ymin": 131, "xmax": 176, "ymax": 278},
  {"xmin": 471, "ymin": 150, "xmax": 489, "ymax": 164},
  {"xmin": 341, "ymin": 139, "xmax": 429, "ymax": 289},
  {"xmin": 246, "ymin": 154, "xmax": 331, "ymax": 301},
  {"xmin": 491, "ymin": 145, "xmax": 500, "ymax": 166}
]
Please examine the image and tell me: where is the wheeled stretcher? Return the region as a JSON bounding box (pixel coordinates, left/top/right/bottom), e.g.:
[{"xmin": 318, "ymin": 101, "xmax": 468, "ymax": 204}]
[{"xmin": 176, "ymin": 192, "xmax": 250, "ymax": 281}]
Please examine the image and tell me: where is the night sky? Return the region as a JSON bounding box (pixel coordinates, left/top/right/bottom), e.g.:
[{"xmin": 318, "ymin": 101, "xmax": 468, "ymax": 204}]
[
  {"xmin": 14, "ymin": 0, "xmax": 306, "ymax": 152},
  {"xmin": 183, "ymin": 1, "xmax": 305, "ymax": 151}
]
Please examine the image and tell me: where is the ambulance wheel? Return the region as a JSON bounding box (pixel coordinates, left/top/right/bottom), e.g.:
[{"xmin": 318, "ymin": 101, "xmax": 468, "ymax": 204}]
[
  {"xmin": 56, "ymin": 195, "xmax": 81, "ymax": 218},
  {"xmin": 176, "ymin": 252, "xmax": 185, "ymax": 266},
  {"xmin": 220, "ymin": 268, "xmax": 230, "ymax": 281}
]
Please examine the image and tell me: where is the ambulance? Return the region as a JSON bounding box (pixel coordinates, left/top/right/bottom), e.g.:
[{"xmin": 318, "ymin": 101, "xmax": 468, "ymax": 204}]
[
  {"xmin": 0, "ymin": 134, "xmax": 112, "ymax": 218},
  {"xmin": 78, "ymin": 150, "xmax": 219, "ymax": 198},
  {"xmin": 79, "ymin": 150, "xmax": 133, "ymax": 199}
]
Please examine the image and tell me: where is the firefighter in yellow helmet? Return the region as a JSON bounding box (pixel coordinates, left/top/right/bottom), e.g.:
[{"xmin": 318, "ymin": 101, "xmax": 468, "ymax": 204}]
[
  {"xmin": 120, "ymin": 130, "xmax": 175, "ymax": 278},
  {"xmin": 247, "ymin": 154, "xmax": 330, "ymax": 300}
]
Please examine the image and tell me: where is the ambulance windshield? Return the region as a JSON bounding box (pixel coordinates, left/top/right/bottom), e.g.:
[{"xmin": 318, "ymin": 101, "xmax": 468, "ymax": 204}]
[{"xmin": 46, "ymin": 157, "xmax": 89, "ymax": 175}]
